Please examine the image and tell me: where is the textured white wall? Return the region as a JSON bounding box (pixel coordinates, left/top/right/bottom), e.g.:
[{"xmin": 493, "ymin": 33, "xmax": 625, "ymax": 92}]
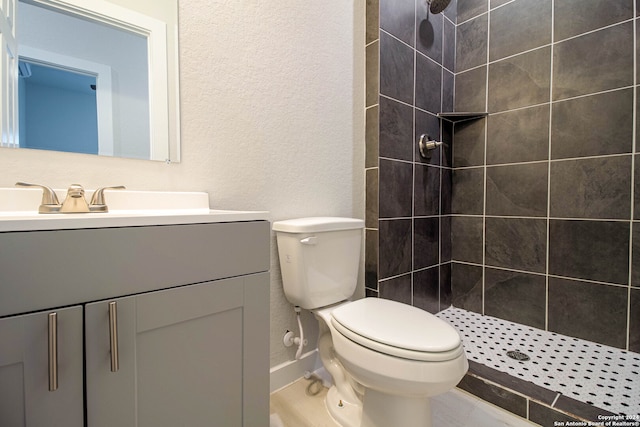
[{"xmin": 4, "ymin": 0, "xmax": 365, "ymax": 369}]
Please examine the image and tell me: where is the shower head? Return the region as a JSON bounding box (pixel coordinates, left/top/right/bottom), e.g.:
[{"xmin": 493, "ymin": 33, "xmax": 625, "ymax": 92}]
[{"xmin": 428, "ymin": 0, "xmax": 451, "ymax": 14}]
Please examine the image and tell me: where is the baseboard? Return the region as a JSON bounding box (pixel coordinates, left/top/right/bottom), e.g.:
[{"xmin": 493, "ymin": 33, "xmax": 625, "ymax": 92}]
[{"xmin": 269, "ymin": 349, "xmax": 324, "ymax": 393}]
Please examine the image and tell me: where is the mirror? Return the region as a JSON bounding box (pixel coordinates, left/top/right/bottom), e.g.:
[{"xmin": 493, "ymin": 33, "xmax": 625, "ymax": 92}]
[{"xmin": 3, "ymin": 0, "xmax": 180, "ymax": 162}]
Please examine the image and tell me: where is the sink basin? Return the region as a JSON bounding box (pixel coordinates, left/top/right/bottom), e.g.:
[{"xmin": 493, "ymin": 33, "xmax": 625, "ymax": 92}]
[{"xmin": 0, "ymin": 188, "xmax": 268, "ymax": 231}]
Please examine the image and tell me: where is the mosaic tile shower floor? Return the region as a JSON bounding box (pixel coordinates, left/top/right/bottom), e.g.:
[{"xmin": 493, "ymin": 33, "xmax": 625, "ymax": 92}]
[{"xmin": 437, "ymin": 307, "xmax": 640, "ymax": 416}]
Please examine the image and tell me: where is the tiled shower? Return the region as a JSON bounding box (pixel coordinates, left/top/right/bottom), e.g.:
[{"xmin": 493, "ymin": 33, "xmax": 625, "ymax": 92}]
[{"xmin": 365, "ymin": 0, "xmax": 640, "ymax": 422}]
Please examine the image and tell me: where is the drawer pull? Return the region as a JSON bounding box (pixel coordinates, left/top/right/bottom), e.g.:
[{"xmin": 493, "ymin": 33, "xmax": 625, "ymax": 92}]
[
  {"xmin": 109, "ymin": 302, "xmax": 119, "ymax": 372},
  {"xmin": 48, "ymin": 312, "xmax": 58, "ymax": 391}
]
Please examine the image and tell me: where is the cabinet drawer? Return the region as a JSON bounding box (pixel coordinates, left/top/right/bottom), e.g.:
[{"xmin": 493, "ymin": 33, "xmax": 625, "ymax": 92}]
[{"xmin": 0, "ymin": 220, "xmax": 269, "ymax": 316}]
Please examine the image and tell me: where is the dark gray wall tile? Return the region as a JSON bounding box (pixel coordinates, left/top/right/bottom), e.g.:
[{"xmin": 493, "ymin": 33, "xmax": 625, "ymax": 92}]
[
  {"xmin": 555, "ymin": 0, "xmax": 633, "ymax": 42},
  {"xmin": 486, "ymin": 105, "xmax": 550, "ymax": 165},
  {"xmin": 415, "ymin": 110, "xmax": 441, "ymax": 165},
  {"xmin": 453, "ymin": 118, "xmax": 485, "ymax": 167},
  {"xmin": 548, "ymin": 277, "xmax": 628, "ymax": 348},
  {"xmin": 365, "ymin": 229, "xmax": 379, "ymax": 289},
  {"xmin": 414, "ymin": 266, "xmax": 440, "ymax": 313},
  {"xmin": 414, "ymin": 164, "xmax": 441, "ymax": 216},
  {"xmin": 443, "ymin": 0, "xmax": 458, "ymax": 23},
  {"xmin": 442, "ymin": 121, "xmax": 454, "ymax": 167},
  {"xmin": 490, "ymin": 0, "xmax": 511, "ymax": 8},
  {"xmin": 455, "ymin": 66, "xmax": 487, "ymax": 112},
  {"xmin": 456, "ymin": 14, "xmax": 488, "ymax": 72},
  {"xmin": 366, "ymin": 168, "xmax": 378, "ymax": 228},
  {"xmin": 441, "ymin": 216, "xmax": 452, "ymax": 262},
  {"xmin": 365, "ymin": 105, "xmax": 379, "ymax": 168},
  {"xmin": 457, "ymin": 374, "xmax": 527, "ymax": 418},
  {"xmin": 379, "ymin": 219, "xmax": 412, "ymax": 279},
  {"xmin": 485, "ymin": 217, "xmax": 547, "ymax": 273},
  {"xmin": 549, "ymin": 156, "xmax": 632, "ymax": 220},
  {"xmin": 457, "ymin": 0, "xmax": 487, "ymax": 23},
  {"xmin": 379, "ymin": 97, "xmax": 414, "ymax": 161},
  {"xmin": 637, "ymin": 90, "xmax": 640, "ymax": 150},
  {"xmin": 484, "ymin": 268, "xmax": 546, "ymax": 329},
  {"xmin": 366, "ymin": 0, "xmax": 379, "ymax": 45},
  {"xmin": 440, "ymin": 262, "xmax": 452, "ymax": 307},
  {"xmin": 452, "ymin": 167, "xmax": 484, "ymax": 214},
  {"xmin": 442, "ymin": 70, "xmax": 454, "ymax": 112},
  {"xmin": 379, "ymin": 273, "xmax": 412, "ymax": 304},
  {"xmin": 551, "ymin": 89, "xmax": 633, "ymax": 159},
  {"xmin": 489, "ymin": 0, "xmax": 552, "ymax": 62},
  {"xmin": 632, "ymin": 224, "xmax": 640, "ymax": 286},
  {"xmin": 468, "ymin": 361, "xmax": 558, "ymax": 405},
  {"xmin": 366, "ymin": 41, "xmax": 379, "ymax": 107},
  {"xmin": 631, "ymin": 287, "xmax": 640, "ymax": 352},
  {"xmin": 442, "ymin": 168, "xmax": 452, "ymax": 214},
  {"xmin": 451, "ymin": 216, "xmax": 483, "ymax": 264},
  {"xmin": 451, "ymin": 262, "xmax": 483, "ymax": 313},
  {"xmin": 549, "ymin": 220, "xmax": 630, "ymax": 284},
  {"xmin": 553, "ymin": 395, "xmax": 617, "ymax": 423},
  {"xmin": 416, "ymin": 54, "xmax": 442, "ymax": 114},
  {"xmin": 553, "ymin": 22, "xmax": 633, "ymax": 101},
  {"xmin": 486, "ymin": 162, "xmax": 548, "ymax": 217},
  {"xmin": 443, "ymin": 18, "xmax": 456, "ymax": 71},
  {"xmin": 380, "ymin": 0, "xmax": 415, "ymax": 46},
  {"xmin": 488, "ymin": 47, "xmax": 551, "ymax": 112},
  {"xmin": 414, "ymin": 217, "xmax": 440, "ymax": 269},
  {"xmin": 417, "ymin": 1, "xmax": 443, "ymax": 64},
  {"xmin": 529, "ymin": 401, "xmax": 582, "ymax": 426},
  {"xmin": 379, "ymin": 159, "xmax": 413, "ymax": 218},
  {"xmin": 635, "ymin": 155, "xmax": 640, "ymax": 219},
  {"xmin": 380, "ymin": 32, "xmax": 414, "ymax": 104}
]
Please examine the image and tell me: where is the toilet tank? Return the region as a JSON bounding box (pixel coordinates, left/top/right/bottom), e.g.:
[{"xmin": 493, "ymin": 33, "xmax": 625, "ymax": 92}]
[{"xmin": 272, "ymin": 217, "xmax": 364, "ymax": 309}]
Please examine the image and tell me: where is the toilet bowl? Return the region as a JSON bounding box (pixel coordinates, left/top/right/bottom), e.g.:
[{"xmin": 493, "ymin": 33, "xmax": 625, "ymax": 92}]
[
  {"xmin": 314, "ymin": 299, "xmax": 468, "ymax": 427},
  {"xmin": 272, "ymin": 217, "xmax": 468, "ymax": 427}
]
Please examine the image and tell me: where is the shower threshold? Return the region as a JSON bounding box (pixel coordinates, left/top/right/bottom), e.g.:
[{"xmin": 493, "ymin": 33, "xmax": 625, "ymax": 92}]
[{"xmin": 437, "ymin": 307, "xmax": 640, "ymax": 422}]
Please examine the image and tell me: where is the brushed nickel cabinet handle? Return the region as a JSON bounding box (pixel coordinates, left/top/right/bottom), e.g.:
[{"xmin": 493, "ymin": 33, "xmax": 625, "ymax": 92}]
[
  {"xmin": 48, "ymin": 312, "xmax": 58, "ymax": 391},
  {"xmin": 109, "ymin": 302, "xmax": 119, "ymax": 372}
]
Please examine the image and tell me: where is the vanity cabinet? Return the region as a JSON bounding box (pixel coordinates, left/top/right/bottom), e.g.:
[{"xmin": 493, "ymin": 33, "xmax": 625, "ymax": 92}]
[
  {"xmin": 0, "ymin": 306, "xmax": 84, "ymax": 427},
  {"xmin": 0, "ymin": 220, "xmax": 270, "ymax": 427}
]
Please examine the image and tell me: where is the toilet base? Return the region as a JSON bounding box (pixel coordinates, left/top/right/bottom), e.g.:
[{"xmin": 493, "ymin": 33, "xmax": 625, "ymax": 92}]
[
  {"xmin": 325, "ymin": 385, "xmax": 361, "ymax": 427},
  {"xmin": 360, "ymin": 389, "xmax": 432, "ymax": 427}
]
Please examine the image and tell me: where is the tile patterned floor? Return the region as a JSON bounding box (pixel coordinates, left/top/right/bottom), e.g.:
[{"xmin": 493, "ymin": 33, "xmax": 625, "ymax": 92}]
[{"xmin": 437, "ymin": 307, "xmax": 640, "ymax": 416}]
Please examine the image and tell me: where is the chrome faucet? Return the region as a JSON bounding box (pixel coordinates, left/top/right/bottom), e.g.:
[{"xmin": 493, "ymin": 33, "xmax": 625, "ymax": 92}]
[{"xmin": 15, "ymin": 182, "xmax": 125, "ymax": 213}]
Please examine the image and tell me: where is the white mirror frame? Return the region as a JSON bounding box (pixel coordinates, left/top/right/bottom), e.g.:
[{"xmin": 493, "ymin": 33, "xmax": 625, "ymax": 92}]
[{"xmin": 13, "ymin": 0, "xmax": 179, "ymax": 162}]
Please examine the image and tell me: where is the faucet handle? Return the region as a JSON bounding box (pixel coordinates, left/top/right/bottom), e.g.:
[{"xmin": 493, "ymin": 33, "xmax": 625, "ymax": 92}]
[
  {"xmin": 15, "ymin": 182, "xmax": 61, "ymax": 212},
  {"xmin": 89, "ymin": 186, "xmax": 125, "ymax": 212}
]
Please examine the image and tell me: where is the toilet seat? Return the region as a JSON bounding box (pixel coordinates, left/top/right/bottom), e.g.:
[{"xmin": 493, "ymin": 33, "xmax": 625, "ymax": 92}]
[{"xmin": 331, "ymin": 298, "xmax": 464, "ymax": 362}]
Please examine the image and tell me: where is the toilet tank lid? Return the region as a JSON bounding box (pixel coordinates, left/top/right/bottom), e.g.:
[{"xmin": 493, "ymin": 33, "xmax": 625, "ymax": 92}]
[{"xmin": 272, "ymin": 217, "xmax": 364, "ymax": 233}]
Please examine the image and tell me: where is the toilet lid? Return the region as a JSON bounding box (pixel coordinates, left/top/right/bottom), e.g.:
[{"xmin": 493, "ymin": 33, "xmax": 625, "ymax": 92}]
[{"xmin": 331, "ymin": 298, "xmax": 461, "ymax": 353}]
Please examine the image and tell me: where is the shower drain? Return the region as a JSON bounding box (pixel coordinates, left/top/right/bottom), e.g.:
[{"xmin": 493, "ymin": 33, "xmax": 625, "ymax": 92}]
[{"xmin": 506, "ymin": 350, "xmax": 530, "ymax": 361}]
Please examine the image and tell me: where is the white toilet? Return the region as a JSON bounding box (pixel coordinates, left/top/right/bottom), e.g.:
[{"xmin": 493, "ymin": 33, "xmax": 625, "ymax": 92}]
[{"xmin": 272, "ymin": 217, "xmax": 468, "ymax": 427}]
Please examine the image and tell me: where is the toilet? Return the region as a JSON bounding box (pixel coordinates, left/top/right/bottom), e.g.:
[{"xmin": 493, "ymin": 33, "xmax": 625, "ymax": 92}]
[{"xmin": 272, "ymin": 217, "xmax": 468, "ymax": 427}]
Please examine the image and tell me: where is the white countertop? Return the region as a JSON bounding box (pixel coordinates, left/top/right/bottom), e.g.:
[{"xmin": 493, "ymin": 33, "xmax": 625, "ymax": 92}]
[{"xmin": 0, "ymin": 188, "xmax": 269, "ymax": 231}]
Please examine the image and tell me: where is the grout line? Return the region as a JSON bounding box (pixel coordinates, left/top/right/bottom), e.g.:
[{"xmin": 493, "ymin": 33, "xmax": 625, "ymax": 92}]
[
  {"xmin": 545, "ymin": 0, "xmax": 555, "ymax": 333},
  {"xmin": 411, "ymin": 9, "xmax": 417, "ymax": 308},
  {"xmin": 627, "ymin": 2, "xmax": 637, "ymax": 352},
  {"xmin": 481, "ymin": 1, "xmax": 490, "ymax": 316},
  {"xmin": 550, "ymin": 393, "xmax": 561, "ymax": 408}
]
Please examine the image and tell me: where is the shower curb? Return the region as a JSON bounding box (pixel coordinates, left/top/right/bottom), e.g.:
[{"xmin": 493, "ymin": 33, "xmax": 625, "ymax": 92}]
[{"xmin": 457, "ymin": 360, "xmax": 618, "ymax": 425}]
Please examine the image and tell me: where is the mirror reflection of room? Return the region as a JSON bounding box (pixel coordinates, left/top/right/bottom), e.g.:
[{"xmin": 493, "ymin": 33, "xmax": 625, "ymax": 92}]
[
  {"xmin": 19, "ymin": 60, "xmax": 99, "ymax": 155},
  {"xmin": 17, "ymin": 0, "xmax": 150, "ymax": 159}
]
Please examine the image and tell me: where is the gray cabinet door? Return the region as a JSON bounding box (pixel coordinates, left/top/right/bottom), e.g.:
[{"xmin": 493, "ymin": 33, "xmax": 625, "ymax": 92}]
[
  {"xmin": 86, "ymin": 276, "xmax": 258, "ymax": 427},
  {"xmin": 0, "ymin": 306, "xmax": 84, "ymax": 427}
]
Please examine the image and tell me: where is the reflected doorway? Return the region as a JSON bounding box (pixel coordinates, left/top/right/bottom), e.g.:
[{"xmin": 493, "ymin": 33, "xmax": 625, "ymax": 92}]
[{"xmin": 19, "ymin": 60, "xmax": 98, "ymax": 154}]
